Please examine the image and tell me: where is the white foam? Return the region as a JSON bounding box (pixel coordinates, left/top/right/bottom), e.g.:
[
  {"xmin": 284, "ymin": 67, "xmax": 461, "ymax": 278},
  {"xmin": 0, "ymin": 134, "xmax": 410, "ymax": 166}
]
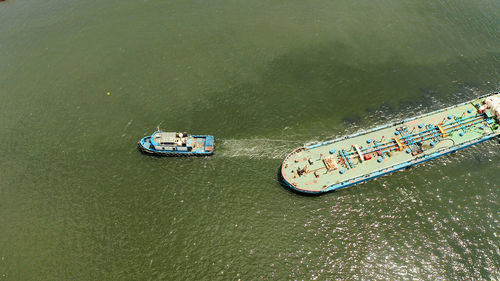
[{"xmin": 218, "ymin": 138, "xmax": 300, "ymax": 159}]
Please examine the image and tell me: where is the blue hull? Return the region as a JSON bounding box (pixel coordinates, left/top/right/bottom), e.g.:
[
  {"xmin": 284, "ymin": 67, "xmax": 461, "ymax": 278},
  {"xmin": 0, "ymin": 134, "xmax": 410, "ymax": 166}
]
[
  {"xmin": 281, "ymin": 133, "xmax": 498, "ymax": 194},
  {"xmin": 138, "ymin": 135, "xmax": 215, "ymax": 156}
]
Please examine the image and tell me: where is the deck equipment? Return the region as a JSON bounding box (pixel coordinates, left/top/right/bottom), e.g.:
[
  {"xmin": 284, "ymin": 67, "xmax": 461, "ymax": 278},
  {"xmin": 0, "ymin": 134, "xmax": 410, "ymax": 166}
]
[
  {"xmin": 138, "ymin": 128, "xmax": 215, "ymax": 156},
  {"xmin": 280, "ymin": 93, "xmax": 500, "ymax": 194}
]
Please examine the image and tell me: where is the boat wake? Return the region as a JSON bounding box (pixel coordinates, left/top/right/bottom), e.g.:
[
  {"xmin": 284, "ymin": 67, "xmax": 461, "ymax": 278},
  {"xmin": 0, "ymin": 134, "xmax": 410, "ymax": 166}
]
[{"xmin": 218, "ymin": 138, "xmax": 300, "ymax": 159}]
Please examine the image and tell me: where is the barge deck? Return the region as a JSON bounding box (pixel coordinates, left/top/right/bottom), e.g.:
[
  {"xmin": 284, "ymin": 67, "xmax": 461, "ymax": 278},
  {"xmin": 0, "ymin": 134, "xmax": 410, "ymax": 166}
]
[{"xmin": 281, "ymin": 93, "xmax": 500, "ymax": 194}]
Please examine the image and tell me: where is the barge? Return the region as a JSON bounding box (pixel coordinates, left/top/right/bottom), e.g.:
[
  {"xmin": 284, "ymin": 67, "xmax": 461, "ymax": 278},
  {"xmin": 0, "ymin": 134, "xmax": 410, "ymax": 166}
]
[
  {"xmin": 281, "ymin": 93, "xmax": 500, "ymax": 194},
  {"xmin": 138, "ymin": 129, "xmax": 215, "ymax": 156}
]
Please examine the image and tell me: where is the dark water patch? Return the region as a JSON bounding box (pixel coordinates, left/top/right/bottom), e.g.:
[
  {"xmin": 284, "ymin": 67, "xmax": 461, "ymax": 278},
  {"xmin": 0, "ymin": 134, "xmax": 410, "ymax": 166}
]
[
  {"xmin": 342, "ymin": 114, "xmax": 362, "ymax": 126},
  {"xmin": 365, "ymin": 106, "xmax": 377, "ymax": 115},
  {"xmin": 185, "ymin": 44, "xmax": 500, "ymax": 137}
]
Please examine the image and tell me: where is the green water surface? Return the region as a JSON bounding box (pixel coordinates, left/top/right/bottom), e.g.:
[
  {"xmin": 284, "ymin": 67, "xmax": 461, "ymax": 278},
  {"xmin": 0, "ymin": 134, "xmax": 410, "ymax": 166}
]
[{"xmin": 1, "ymin": 0, "xmax": 499, "ymax": 279}]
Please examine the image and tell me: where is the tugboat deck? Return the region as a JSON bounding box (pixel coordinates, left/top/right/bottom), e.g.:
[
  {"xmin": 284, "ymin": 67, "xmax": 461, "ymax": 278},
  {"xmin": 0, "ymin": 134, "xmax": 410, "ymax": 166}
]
[{"xmin": 138, "ymin": 130, "xmax": 215, "ymax": 156}]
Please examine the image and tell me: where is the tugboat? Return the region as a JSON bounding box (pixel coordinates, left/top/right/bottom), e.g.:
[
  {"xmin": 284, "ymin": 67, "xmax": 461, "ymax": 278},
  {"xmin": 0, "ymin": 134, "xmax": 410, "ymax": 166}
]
[{"xmin": 138, "ymin": 128, "xmax": 215, "ymax": 156}]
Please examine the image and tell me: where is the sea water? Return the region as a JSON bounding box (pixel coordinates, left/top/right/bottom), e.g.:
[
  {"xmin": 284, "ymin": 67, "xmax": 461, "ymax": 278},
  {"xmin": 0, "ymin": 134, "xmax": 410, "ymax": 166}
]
[{"xmin": 1, "ymin": 0, "xmax": 499, "ymax": 279}]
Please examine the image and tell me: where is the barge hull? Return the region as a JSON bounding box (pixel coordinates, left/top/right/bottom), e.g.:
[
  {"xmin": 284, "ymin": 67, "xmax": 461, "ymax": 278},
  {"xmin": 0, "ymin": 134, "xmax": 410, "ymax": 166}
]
[{"xmin": 281, "ymin": 93, "xmax": 500, "ymax": 194}]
